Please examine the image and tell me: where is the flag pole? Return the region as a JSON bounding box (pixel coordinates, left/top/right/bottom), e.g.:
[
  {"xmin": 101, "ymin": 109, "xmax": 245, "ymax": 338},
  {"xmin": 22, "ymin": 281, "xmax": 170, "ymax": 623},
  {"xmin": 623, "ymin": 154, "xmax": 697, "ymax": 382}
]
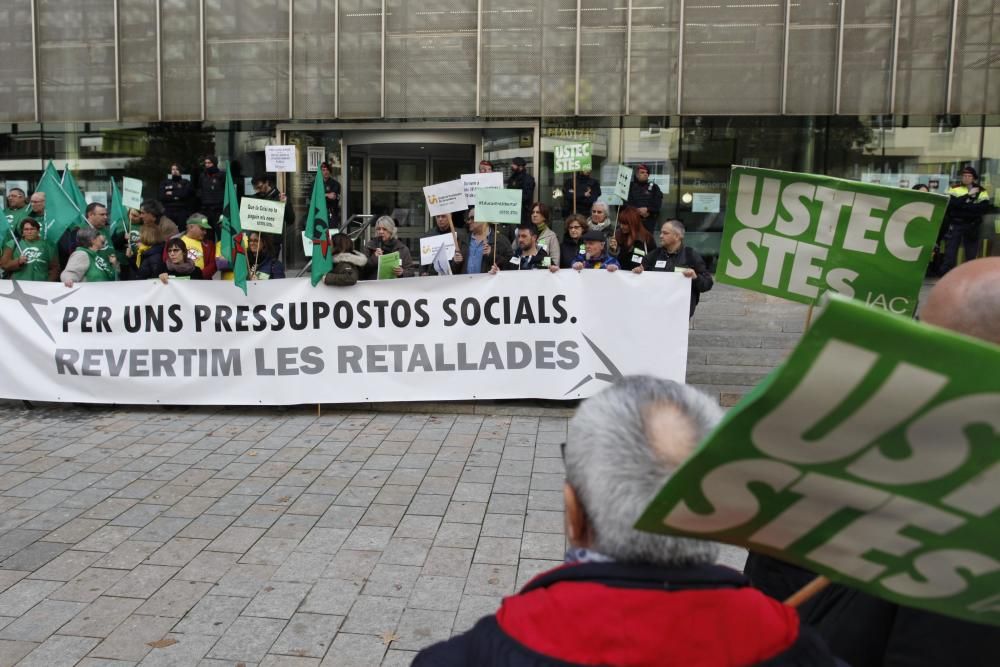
[
  {"xmin": 784, "ymin": 575, "xmax": 830, "ymax": 608},
  {"xmin": 572, "ymin": 173, "xmax": 577, "ymax": 214},
  {"xmin": 8, "ymin": 227, "xmax": 24, "ymax": 254}
]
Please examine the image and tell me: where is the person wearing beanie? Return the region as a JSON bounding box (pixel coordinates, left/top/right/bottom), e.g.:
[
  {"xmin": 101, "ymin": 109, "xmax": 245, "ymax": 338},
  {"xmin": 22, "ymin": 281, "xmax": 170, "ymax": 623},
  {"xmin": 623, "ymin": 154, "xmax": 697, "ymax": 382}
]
[
  {"xmin": 505, "ymin": 156, "xmax": 536, "ymax": 225},
  {"xmin": 626, "ymin": 163, "xmax": 663, "ymax": 234},
  {"xmin": 158, "ymin": 162, "xmax": 195, "ymax": 224},
  {"xmin": 942, "ymin": 165, "xmax": 991, "ymax": 274}
]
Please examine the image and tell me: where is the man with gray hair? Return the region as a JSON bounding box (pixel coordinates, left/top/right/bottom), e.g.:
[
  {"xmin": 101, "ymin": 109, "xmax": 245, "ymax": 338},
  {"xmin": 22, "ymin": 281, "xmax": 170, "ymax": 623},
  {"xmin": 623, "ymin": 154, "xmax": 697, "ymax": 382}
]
[
  {"xmin": 414, "ymin": 376, "xmax": 841, "ymax": 666},
  {"xmin": 634, "ymin": 219, "xmax": 713, "ymax": 317}
]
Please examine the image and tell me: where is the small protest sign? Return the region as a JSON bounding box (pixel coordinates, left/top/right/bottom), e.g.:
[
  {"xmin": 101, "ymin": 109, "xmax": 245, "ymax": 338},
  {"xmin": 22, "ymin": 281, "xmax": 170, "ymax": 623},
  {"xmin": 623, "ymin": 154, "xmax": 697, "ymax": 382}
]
[
  {"xmin": 475, "ymin": 188, "xmax": 521, "ymax": 225},
  {"xmin": 423, "ymin": 180, "xmax": 468, "ymax": 216},
  {"xmin": 717, "ymin": 166, "xmax": 946, "ymax": 316},
  {"xmin": 554, "ymin": 142, "xmax": 592, "ymax": 174},
  {"xmin": 419, "ymin": 233, "xmax": 456, "ymax": 266},
  {"xmin": 636, "ymin": 295, "xmax": 1000, "ymax": 626},
  {"xmin": 122, "ymin": 177, "xmax": 143, "ymax": 210},
  {"xmin": 307, "ymin": 147, "xmax": 325, "ymax": 172},
  {"xmin": 378, "ymin": 251, "xmax": 401, "ymax": 280},
  {"xmin": 461, "ymin": 172, "xmax": 504, "ymax": 206},
  {"xmin": 614, "ymin": 165, "xmax": 633, "ymax": 200},
  {"xmin": 240, "ymin": 198, "xmax": 285, "ymax": 234},
  {"xmin": 265, "ymin": 145, "xmax": 297, "ymax": 172}
]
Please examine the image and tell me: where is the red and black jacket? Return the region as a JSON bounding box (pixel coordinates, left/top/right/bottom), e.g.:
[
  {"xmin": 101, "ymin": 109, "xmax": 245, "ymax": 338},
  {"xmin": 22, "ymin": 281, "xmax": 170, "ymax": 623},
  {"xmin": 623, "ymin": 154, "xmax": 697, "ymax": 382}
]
[{"xmin": 414, "ymin": 561, "xmax": 844, "ymax": 666}]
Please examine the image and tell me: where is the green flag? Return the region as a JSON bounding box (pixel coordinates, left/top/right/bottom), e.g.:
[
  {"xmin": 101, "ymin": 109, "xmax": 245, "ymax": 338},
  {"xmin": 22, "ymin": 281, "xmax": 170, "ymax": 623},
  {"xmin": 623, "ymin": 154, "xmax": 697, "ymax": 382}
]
[
  {"xmin": 109, "ymin": 179, "xmax": 131, "ymax": 239},
  {"xmin": 3, "ymin": 205, "xmax": 30, "ymax": 239},
  {"xmin": 220, "ymin": 166, "xmax": 249, "ymax": 295},
  {"xmin": 636, "ymin": 295, "xmax": 1000, "ymax": 627},
  {"xmin": 716, "ymin": 166, "xmax": 947, "ymax": 317},
  {"xmin": 305, "ymin": 173, "xmax": 333, "ymax": 286},
  {"xmin": 61, "ymin": 164, "xmax": 89, "ymax": 214},
  {"xmin": 37, "ymin": 161, "xmax": 87, "ymax": 242}
]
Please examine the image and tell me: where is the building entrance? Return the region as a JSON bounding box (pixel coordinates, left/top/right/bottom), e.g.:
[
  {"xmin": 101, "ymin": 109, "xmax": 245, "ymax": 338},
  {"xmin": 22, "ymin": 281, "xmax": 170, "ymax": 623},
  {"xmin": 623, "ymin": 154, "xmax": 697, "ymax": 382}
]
[{"xmin": 278, "ymin": 124, "xmax": 538, "ymax": 269}]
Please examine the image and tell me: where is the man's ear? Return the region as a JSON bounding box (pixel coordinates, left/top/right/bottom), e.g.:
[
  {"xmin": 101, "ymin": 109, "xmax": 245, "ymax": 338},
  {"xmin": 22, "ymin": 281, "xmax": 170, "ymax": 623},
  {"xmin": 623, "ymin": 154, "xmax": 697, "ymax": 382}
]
[{"xmin": 564, "ymin": 482, "xmax": 591, "ymax": 549}]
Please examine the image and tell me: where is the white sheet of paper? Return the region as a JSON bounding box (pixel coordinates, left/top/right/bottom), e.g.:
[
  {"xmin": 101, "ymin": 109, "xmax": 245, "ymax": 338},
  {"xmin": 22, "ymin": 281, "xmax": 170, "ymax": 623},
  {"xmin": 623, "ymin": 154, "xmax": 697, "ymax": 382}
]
[
  {"xmin": 265, "ymin": 145, "xmax": 297, "ymax": 172},
  {"xmin": 419, "ymin": 233, "xmax": 457, "ymax": 266}
]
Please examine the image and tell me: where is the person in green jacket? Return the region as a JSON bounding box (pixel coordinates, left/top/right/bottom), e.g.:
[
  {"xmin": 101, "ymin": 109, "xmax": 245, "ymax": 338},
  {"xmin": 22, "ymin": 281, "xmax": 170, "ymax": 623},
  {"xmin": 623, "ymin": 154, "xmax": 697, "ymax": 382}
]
[
  {"xmin": 60, "ymin": 227, "xmax": 118, "ymax": 287},
  {"xmin": 4, "ymin": 188, "xmax": 30, "ymax": 233},
  {"xmin": 0, "ymin": 218, "xmax": 59, "ymax": 281}
]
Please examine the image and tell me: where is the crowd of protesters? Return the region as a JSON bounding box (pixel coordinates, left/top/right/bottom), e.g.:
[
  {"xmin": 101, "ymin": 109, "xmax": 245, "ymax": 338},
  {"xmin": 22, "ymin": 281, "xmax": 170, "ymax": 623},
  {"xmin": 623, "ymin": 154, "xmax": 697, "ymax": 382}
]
[{"xmin": 4, "ymin": 156, "xmax": 988, "ymax": 320}]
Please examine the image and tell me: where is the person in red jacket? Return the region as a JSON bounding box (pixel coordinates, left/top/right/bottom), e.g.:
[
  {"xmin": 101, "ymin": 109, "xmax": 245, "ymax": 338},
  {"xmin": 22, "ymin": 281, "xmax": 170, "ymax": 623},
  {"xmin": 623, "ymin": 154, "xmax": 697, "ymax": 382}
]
[{"xmin": 415, "ymin": 376, "xmax": 845, "ymax": 667}]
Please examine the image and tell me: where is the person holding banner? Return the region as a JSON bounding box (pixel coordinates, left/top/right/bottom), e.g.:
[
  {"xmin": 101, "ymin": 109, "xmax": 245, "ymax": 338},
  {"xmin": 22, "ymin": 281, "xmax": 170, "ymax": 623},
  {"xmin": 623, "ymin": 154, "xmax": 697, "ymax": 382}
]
[
  {"xmin": 122, "ymin": 221, "xmax": 166, "ymax": 281},
  {"xmin": 528, "ymin": 203, "xmax": 560, "ymax": 267},
  {"xmin": 365, "ymin": 216, "xmax": 415, "ymax": 279},
  {"xmin": 60, "ymin": 227, "xmax": 117, "ymax": 286},
  {"xmin": 490, "ymin": 223, "xmax": 550, "ymax": 273},
  {"xmin": 323, "ymin": 233, "xmax": 368, "ymax": 287},
  {"xmin": 635, "ymin": 220, "xmax": 713, "ymax": 317},
  {"xmin": 1, "ymin": 218, "xmax": 59, "ymax": 281},
  {"xmin": 414, "ymin": 377, "xmax": 842, "ymax": 666},
  {"xmin": 560, "ymin": 214, "xmax": 587, "ymax": 269},
  {"xmin": 563, "ymin": 229, "xmax": 620, "ymax": 271},
  {"xmin": 57, "ymin": 203, "xmax": 122, "ymax": 270},
  {"xmin": 159, "ymin": 237, "xmax": 204, "ymax": 282},
  {"xmin": 608, "ymin": 206, "xmax": 655, "ymax": 271},
  {"xmin": 587, "ymin": 201, "xmax": 612, "ymax": 236},
  {"xmin": 458, "ymin": 216, "xmax": 513, "ymax": 275},
  {"xmin": 626, "ymin": 164, "xmax": 663, "ymax": 233}
]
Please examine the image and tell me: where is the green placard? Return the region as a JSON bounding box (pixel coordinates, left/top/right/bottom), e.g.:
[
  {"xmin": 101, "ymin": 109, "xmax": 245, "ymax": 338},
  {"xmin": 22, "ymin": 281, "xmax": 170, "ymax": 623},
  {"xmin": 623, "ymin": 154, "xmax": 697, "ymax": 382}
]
[
  {"xmin": 554, "ymin": 142, "xmax": 592, "ymax": 174},
  {"xmin": 475, "ymin": 188, "xmax": 522, "ymax": 225},
  {"xmin": 717, "ymin": 166, "xmax": 947, "ymax": 316},
  {"xmin": 377, "ymin": 251, "xmax": 401, "ymax": 280},
  {"xmin": 636, "ymin": 295, "xmax": 1000, "ymax": 626}
]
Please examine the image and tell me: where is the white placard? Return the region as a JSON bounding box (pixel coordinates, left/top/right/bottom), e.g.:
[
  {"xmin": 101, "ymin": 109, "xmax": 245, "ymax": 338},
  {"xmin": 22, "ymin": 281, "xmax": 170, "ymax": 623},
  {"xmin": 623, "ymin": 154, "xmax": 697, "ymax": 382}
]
[
  {"xmin": 240, "ymin": 198, "xmax": 286, "ymax": 234},
  {"xmin": 0, "ymin": 272, "xmax": 690, "ymax": 405},
  {"xmin": 419, "ymin": 233, "xmax": 457, "ymax": 266},
  {"xmin": 265, "ymin": 145, "xmax": 297, "ymax": 173},
  {"xmin": 423, "ymin": 180, "xmax": 469, "ymax": 216},
  {"xmin": 461, "ymin": 172, "xmax": 504, "ymax": 206},
  {"xmin": 307, "ymin": 147, "xmax": 325, "ymax": 173},
  {"xmin": 122, "ymin": 177, "xmax": 143, "ymax": 210},
  {"xmin": 85, "ymin": 192, "xmax": 108, "ymax": 207},
  {"xmin": 691, "ymin": 192, "xmax": 720, "ymax": 213},
  {"xmin": 614, "ymin": 165, "xmax": 633, "ymax": 200}
]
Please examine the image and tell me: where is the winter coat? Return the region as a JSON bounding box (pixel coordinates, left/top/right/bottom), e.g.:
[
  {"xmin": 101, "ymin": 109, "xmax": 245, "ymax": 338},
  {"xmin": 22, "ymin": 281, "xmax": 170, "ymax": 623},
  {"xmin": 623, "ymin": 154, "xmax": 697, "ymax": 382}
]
[
  {"xmin": 249, "ymin": 255, "xmax": 285, "ymax": 280},
  {"xmin": 158, "ymin": 176, "xmax": 195, "ymax": 225},
  {"xmin": 325, "ymin": 251, "xmax": 368, "ymax": 286},
  {"xmin": 535, "ymin": 226, "xmax": 560, "ymax": 267},
  {"xmin": 506, "ymin": 170, "xmax": 536, "ymax": 224},
  {"xmin": 414, "ymin": 561, "xmax": 844, "ymax": 667},
  {"xmin": 197, "ymin": 168, "xmax": 226, "ymax": 208},
  {"xmin": 456, "ymin": 230, "xmax": 514, "ymax": 274},
  {"xmin": 125, "ymin": 243, "xmax": 166, "ymax": 281},
  {"xmin": 561, "ymin": 173, "xmax": 602, "ymax": 217},
  {"xmin": 627, "ymin": 180, "xmax": 664, "ymax": 231},
  {"xmin": 641, "ymin": 244, "xmax": 713, "ymax": 316},
  {"xmin": 364, "ymin": 237, "xmax": 416, "ymax": 279},
  {"xmin": 560, "ymin": 237, "xmax": 585, "ymax": 269},
  {"xmin": 572, "ymin": 250, "xmax": 620, "ymax": 270}
]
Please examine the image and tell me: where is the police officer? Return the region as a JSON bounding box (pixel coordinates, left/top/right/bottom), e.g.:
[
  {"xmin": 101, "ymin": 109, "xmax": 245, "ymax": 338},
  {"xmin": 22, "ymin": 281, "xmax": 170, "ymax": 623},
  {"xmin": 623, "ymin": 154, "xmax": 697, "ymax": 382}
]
[{"xmin": 942, "ymin": 165, "xmax": 991, "ymax": 274}]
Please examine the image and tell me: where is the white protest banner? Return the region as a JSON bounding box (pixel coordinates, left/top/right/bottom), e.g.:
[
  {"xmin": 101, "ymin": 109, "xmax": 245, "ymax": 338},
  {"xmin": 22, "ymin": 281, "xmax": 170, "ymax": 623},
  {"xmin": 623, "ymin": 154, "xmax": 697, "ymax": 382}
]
[
  {"xmin": 475, "ymin": 188, "xmax": 522, "ymax": 225},
  {"xmin": 240, "ymin": 198, "xmax": 285, "ymax": 234},
  {"xmin": 0, "ymin": 272, "xmax": 690, "ymax": 405},
  {"xmin": 265, "ymin": 145, "xmax": 297, "ymax": 172},
  {"xmin": 122, "ymin": 177, "xmax": 143, "ymax": 210},
  {"xmin": 419, "ymin": 233, "xmax": 456, "ymax": 266},
  {"xmin": 423, "ymin": 180, "xmax": 468, "ymax": 216},
  {"xmin": 306, "ymin": 147, "xmax": 325, "ymax": 172},
  {"xmin": 614, "ymin": 165, "xmax": 632, "ymax": 200},
  {"xmin": 461, "ymin": 172, "xmax": 504, "ymax": 206}
]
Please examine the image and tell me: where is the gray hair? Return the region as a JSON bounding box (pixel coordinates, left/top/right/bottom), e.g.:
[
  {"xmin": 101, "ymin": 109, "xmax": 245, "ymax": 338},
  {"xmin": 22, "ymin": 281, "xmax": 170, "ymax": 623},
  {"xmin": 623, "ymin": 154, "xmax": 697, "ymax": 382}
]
[
  {"xmin": 374, "ymin": 215, "xmax": 397, "ymax": 238},
  {"xmin": 664, "ymin": 219, "xmax": 686, "ymax": 238},
  {"xmin": 76, "ymin": 227, "xmax": 99, "ymax": 249},
  {"xmin": 591, "ymin": 201, "xmax": 609, "ymax": 216},
  {"xmin": 566, "ymin": 376, "xmax": 723, "ymax": 566}
]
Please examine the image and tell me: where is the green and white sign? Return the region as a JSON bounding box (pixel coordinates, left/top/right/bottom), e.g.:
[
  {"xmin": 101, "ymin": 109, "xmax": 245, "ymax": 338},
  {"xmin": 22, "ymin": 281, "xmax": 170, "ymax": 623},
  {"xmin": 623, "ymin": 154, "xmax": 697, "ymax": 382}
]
[
  {"xmin": 717, "ymin": 166, "xmax": 946, "ymax": 316},
  {"xmin": 636, "ymin": 295, "xmax": 1000, "ymax": 626},
  {"xmin": 475, "ymin": 188, "xmax": 522, "ymax": 225},
  {"xmin": 554, "ymin": 142, "xmax": 592, "ymax": 174}
]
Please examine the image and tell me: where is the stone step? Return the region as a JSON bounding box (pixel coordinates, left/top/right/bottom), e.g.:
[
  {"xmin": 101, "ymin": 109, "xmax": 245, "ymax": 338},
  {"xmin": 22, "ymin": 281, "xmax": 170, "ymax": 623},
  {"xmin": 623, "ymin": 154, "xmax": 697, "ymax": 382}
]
[
  {"xmin": 691, "ymin": 315, "xmax": 807, "ymax": 334},
  {"xmin": 690, "ymin": 383, "xmax": 755, "ymax": 408},
  {"xmin": 688, "ymin": 347, "xmax": 792, "ymax": 367},
  {"xmin": 686, "ymin": 364, "xmax": 775, "ymax": 387},
  {"xmin": 687, "ymin": 330, "xmax": 802, "ymax": 351}
]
